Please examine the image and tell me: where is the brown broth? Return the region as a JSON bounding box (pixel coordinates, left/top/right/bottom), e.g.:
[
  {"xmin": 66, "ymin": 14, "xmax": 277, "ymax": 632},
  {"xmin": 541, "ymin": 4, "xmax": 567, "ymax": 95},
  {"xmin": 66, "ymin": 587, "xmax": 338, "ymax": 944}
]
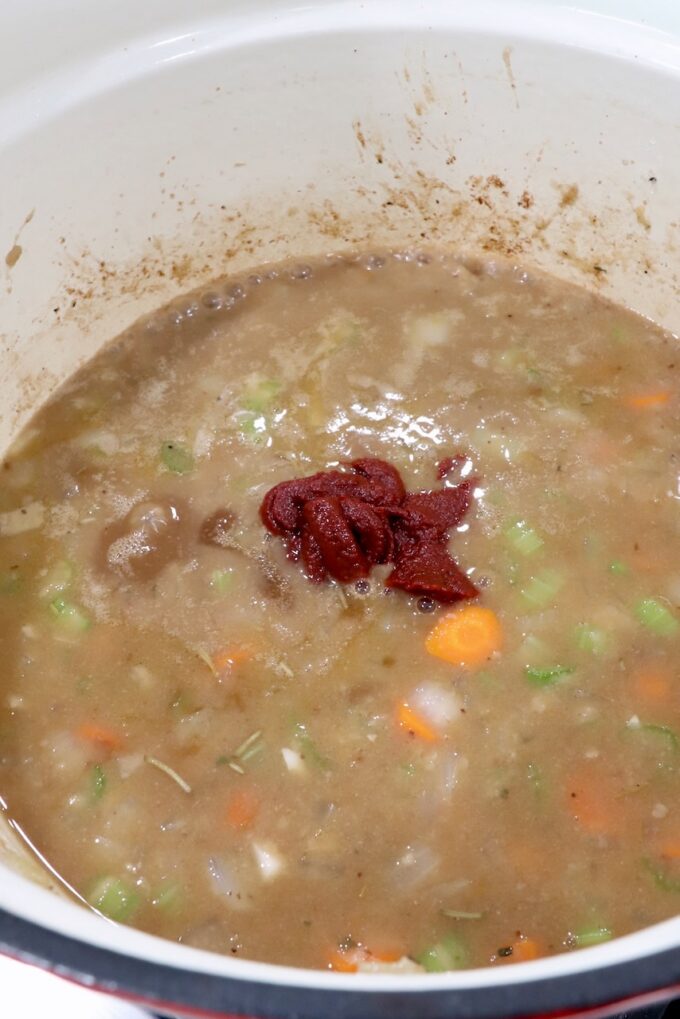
[{"xmin": 0, "ymin": 251, "xmax": 678, "ymax": 971}]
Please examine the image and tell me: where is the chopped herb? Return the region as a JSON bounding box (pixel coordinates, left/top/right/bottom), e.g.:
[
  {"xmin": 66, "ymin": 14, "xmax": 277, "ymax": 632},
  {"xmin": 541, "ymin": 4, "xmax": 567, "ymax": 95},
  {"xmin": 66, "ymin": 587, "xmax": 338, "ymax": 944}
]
[
  {"xmin": 441, "ymin": 909, "xmax": 483, "ymax": 920},
  {"xmin": 91, "ymin": 763, "xmax": 106, "ymax": 801},
  {"xmin": 293, "ymin": 722, "xmax": 331, "ymax": 771},
  {"xmin": 88, "ymin": 876, "xmax": 139, "ymax": 922},
  {"xmin": 145, "ymin": 755, "xmax": 192, "ymax": 794},
  {"xmin": 635, "ymin": 598, "xmax": 679, "ymax": 637},
  {"xmin": 525, "ymin": 664, "xmax": 573, "ymax": 686},
  {"xmin": 233, "ymin": 730, "xmax": 264, "ymax": 763},
  {"xmin": 416, "ymin": 933, "xmax": 469, "ymax": 972},
  {"xmin": 160, "ymin": 441, "xmax": 194, "ymax": 475}
]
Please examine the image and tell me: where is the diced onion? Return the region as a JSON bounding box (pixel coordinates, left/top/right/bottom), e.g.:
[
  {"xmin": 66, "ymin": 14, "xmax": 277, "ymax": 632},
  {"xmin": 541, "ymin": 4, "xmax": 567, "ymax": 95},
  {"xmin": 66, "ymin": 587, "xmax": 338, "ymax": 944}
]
[
  {"xmin": 411, "ymin": 682, "xmax": 462, "ymax": 731},
  {"xmin": 281, "ymin": 747, "xmax": 305, "ymax": 774},
  {"xmin": 0, "ymin": 502, "xmax": 44, "ymax": 536},
  {"xmin": 252, "ymin": 841, "xmax": 285, "ymax": 881}
]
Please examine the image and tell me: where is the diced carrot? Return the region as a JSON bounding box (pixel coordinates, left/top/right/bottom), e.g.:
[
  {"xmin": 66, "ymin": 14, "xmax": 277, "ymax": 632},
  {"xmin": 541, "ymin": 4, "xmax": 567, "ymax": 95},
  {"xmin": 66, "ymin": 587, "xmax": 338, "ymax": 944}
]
[
  {"xmin": 659, "ymin": 842, "xmax": 680, "ymax": 860},
  {"xmin": 327, "ymin": 950, "xmax": 359, "ymax": 973},
  {"xmin": 633, "ymin": 665, "xmax": 673, "ymax": 703},
  {"xmin": 225, "ymin": 788, "xmax": 259, "ymax": 830},
  {"xmin": 566, "ymin": 768, "xmax": 621, "ymax": 835},
  {"xmin": 425, "ymin": 605, "xmax": 503, "ymax": 668},
  {"xmin": 76, "ymin": 723, "xmax": 123, "ymax": 753},
  {"xmin": 397, "ymin": 702, "xmax": 439, "ymax": 742},
  {"xmin": 625, "ymin": 391, "xmax": 671, "ymax": 410},
  {"xmin": 212, "ymin": 646, "xmax": 251, "ymax": 675},
  {"xmin": 327, "ymin": 945, "xmax": 401, "ymax": 972},
  {"xmin": 510, "ymin": 937, "xmax": 542, "ymax": 962}
]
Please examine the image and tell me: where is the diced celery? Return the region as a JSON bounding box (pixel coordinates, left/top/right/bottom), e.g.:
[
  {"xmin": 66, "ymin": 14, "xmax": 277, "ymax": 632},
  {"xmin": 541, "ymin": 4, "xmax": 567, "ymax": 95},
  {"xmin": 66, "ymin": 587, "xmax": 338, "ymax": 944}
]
[
  {"xmin": 160, "ymin": 441, "xmax": 194, "ymax": 475},
  {"xmin": 416, "ymin": 933, "xmax": 468, "ymax": 972},
  {"xmin": 635, "ymin": 598, "xmax": 679, "ymax": 637},
  {"xmin": 210, "ymin": 569, "xmax": 234, "ymax": 594},
  {"xmin": 88, "ymin": 876, "xmax": 139, "ymax": 922},
  {"xmin": 293, "ymin": 722, "xmax": 331, "ymax": 771},
  {"xmin": 91, "ymin": 763, "xmax": 106, "ymax": 801},
  {"xmin": 639, "ymin": 723, "xmax": 679, "ymax": 752},
  {"xmin": 49, "ymin": 597, "xmax": 91, "ymax": 634},
  {"xmin": 152, "ymin": 881, "xmax": 182, "ymax": 914},
  {"xmin": 242, "ymin": 378, "xmax": 281, "ymax": 413},
  {"xmin": 237, "ymin": 411, "xmax": 266, "ymax": 443},
  {"xmin": 574, "ymin": 624, "xmax": 609, "ymax": 656},
  {"xmin": 0, "ymin": 570, "xmax": 21, "ymax": 595},
  {"xmin": 643, "ymin": 857, "xmax": 680, "ymax": 893},
  {"xmin": 608, "ymin": 560, "xmax": 629, "ymax": 576},
  {"xmin": 572, "ymin": 926, "xmax": 612, "ymax": 947},
  {"xmin": 519, "ymin": 570, "xmax": 564, "ymax": 610},
  {"xmin": 525, "ymin": 665, "xmax": 573, "ymax": 686},
  {"xmin": 521, "ymin": 633, "xmax": 550, "ymax": 665},
  {"xmin": 40, "ymin": 560, "xmax": 74, "ymax": 598},
  {"xmin": 505, "ymin": 520, "xmax": 544, "ymax": 557}
]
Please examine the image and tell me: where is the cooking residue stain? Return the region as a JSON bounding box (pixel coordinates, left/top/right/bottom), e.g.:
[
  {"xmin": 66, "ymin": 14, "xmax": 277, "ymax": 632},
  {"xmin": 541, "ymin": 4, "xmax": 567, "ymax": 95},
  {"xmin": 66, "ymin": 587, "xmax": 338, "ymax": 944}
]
[
  {"xmin": 559, "ymin": 184, "xmax": 579, "ymax": 208},
  {"xmin": 502, "ymin": 46, "xmax": 519, "ymax": 109},
  {"xmin": 5, "ymin": 245, "xmax": 22, "ymax": 269}
]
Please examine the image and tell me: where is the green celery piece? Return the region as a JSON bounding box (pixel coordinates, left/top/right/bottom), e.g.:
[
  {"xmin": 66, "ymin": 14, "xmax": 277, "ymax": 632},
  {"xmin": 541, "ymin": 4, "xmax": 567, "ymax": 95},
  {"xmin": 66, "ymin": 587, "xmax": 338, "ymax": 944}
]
[
  {"xmin": 210, "ymin": 569, "xmax": 234, "ymax": 594},
  {"xmin": 505, "ymin": 520, "xmax": 544, "ymax": 557},
  {"xmin": 49, "ymin": 597, "xmax": 91, "ymax": 634},
  {"xmin": 416, "ymin": 933, "xmax": 469, "ymax": 972},
  {"xmin": 608, "ymin": 560, "xmax": 629, "ymax": 576},
  {"xmin": 520, "ymin": 569, "xmax": 564, "ymax": 610},
  {"xmin": 639, "ymin": 723, "xmax": 679, "ymax": 752},
  {"xmin": 238, "ymin": 412, "xmax": 266, "ymax": 443},
  {"xmin": 242, "ymin": 378, "xmax": 281, "ymax": 413},
  {"xmin": 572, "ymin": 926, "xmax": 613, "ymax": 947},
  {"xmin": 88, "ymin": 876, "xmax": 139, "ymax": 922},
  {"xmin": 0, "ymin": 570, "xmax": 21, "ymax": 595},
  {"xmin": 525, "ymin": 665, "xmax": 573, "ymax": 686},
  {"xmin": 91, "ymin": 763, "xmax": 106, "ymax": 802},
  {"xmin": 643, "ymin": 858, "xmax": 680, "ymax": 893},
  {"xmin": 40, "ymin": 560, "xmax": 74, "ymax": 598},
  {"xmin": 635, "ymin": 598, "xmax": 679, "ymax": 637},
  {"xmin": 574, "ymin": 624, "xmax": 609, "ymax": 656},
  {"xmin": 160, "ymin": 441, "xmax": 194, "ymax": 475},
  {"xmin": 152, "ymin": 881, "xmax": 182, "ymax": 914}
]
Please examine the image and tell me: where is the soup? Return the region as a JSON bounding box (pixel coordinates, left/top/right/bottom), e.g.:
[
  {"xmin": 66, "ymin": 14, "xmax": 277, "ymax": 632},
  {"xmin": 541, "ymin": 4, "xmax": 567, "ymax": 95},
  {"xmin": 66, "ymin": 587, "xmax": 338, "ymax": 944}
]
[{"xmin": 0, "ymin": 252, "xmax": 678, "ymax": 971}]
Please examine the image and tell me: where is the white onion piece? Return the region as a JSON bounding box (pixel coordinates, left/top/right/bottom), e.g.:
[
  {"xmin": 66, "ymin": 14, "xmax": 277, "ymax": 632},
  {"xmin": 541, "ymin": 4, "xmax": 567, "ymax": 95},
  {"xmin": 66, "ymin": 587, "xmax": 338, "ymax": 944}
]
[
  {"xmin": 0, "ymin": 502, "xmax": 44, "ymax": 536},
  {"xmin": 117, "ymin": 753, "xmax": 144, "ymax": 779},
  {"xmin": 357, "ymin": 957, "xmax": 425, "ymax": 975},
  {"xmin": 281, "ymin": 747, "xmax": 305, "ymax": 774},
  {"xmin": 207, "ymin": 856, "xmax": 249, "ymax": 911},
  {"xmin": 252, "ymin": 841, "xmax": 285, "ymax": 882},
  {"xmin": 393, "ymin": 844, "xmax": 439, "ymax": 890},
  {"xmin": 410, "ymin": 682, "xmax": 462, "ymax": 732}
]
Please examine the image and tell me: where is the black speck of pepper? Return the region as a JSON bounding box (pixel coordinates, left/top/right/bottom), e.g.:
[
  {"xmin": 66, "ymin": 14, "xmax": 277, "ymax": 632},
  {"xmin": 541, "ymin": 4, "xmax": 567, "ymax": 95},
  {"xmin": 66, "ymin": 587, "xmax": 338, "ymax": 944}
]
[{"xmin": 498, "ymin": 946, "xmax": 514, "ymax": 958}]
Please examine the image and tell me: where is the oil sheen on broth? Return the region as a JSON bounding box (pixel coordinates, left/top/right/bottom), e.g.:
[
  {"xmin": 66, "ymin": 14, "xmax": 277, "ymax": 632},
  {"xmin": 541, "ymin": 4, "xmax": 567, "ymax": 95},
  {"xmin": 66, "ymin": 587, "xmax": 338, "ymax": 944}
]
[{"xmin": 0, "ymin": 252, "xmax": 678, "ymax": 972}]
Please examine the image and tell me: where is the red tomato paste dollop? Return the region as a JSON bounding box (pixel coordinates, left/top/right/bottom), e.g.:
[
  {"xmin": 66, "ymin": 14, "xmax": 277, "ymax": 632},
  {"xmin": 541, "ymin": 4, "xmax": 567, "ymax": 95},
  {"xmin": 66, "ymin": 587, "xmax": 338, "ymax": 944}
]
[{"xmin": 260, "ymin": 457, "xmax": 478, "ymax": 603}]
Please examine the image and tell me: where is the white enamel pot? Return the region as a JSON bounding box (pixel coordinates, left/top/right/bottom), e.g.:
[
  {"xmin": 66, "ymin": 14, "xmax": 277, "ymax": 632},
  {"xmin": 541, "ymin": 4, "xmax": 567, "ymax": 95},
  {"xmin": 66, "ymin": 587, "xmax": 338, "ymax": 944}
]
[{"xmin": 0, "ymin": 2, "xmax": 679, "ymax": 1016}]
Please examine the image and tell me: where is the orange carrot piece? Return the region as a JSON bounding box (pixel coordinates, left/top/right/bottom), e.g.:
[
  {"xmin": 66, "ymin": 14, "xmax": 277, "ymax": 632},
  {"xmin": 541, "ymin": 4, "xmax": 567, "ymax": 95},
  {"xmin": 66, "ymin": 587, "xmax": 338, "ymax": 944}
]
[
  {"xmin": 566, "ymin": 769, "xmax": 621, "ymax": 835},
  {"xmin": 76, "ymin": 723, "xmax": 123, "ymax": 753},
  {"xmin": 633, "ymin": 666, "xmax": 673, "ymax": 703},
  {"xmin": 327, "ymin": 950, "xmax": 359, "ymax": 973},
  {"xmin": 397, "ymin": 702, "xmax": 439, "ymax": 742},
  {"xmin": 626, "ymin": 391, "xmax": 671, "ymax": 410},
  {"xmin": 660, "ymin": 841, "xmax": 680, "ymax": 860},
  {"xmin": 510, "ymin": 937, "xmax": 542, "ymax": 962},
  {"xmin": 425, "ymin": 605, "xmax": 503, "ymax": 667},
  {"xmin": 212, "ymin": 646, "xmax": 251, "ymax": 674},
  {"xmin": 225, "ymin": 788, "xmax": 259, "ymax": 830}
]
